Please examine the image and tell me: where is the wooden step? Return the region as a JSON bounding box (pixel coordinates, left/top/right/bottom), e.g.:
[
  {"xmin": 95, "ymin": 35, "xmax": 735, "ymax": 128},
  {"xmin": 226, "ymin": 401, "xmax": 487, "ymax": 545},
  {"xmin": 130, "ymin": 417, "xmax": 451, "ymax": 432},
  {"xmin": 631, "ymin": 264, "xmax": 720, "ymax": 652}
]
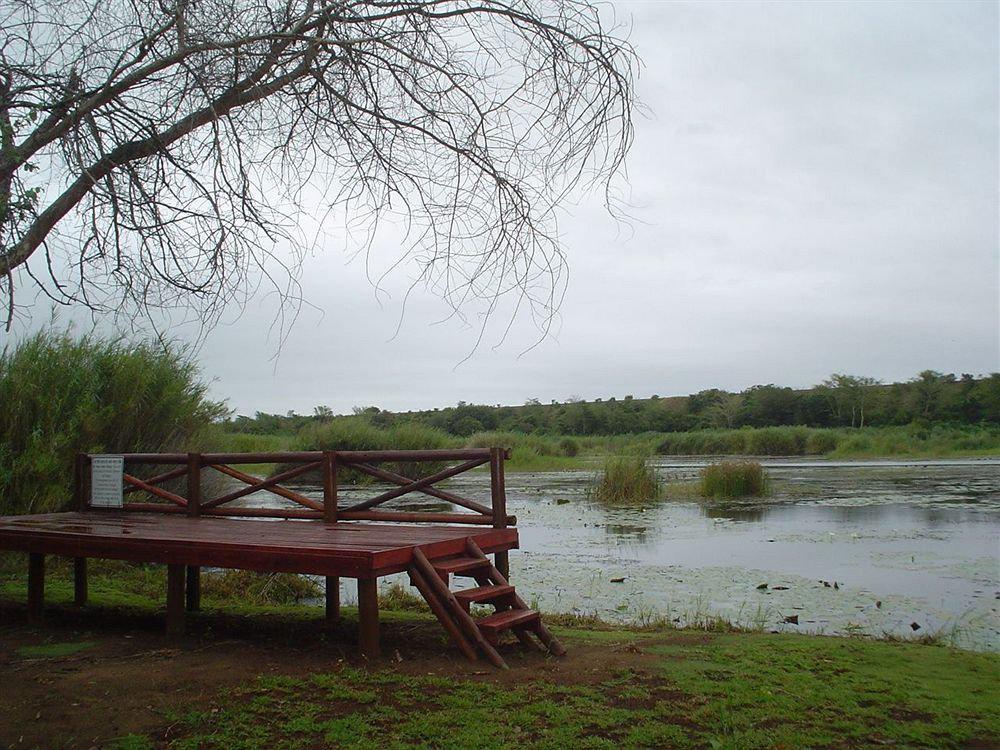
[
  {"xmin": 476, "ymin": 608, "xmax": 540, "ymax": 639},
  {"xmin": 454, "ymin": 584, "xmax": 515, "ymax": 610},
  {"xmin": 431, "ymin": 556, "xmax": 491, "ymax": 577}
]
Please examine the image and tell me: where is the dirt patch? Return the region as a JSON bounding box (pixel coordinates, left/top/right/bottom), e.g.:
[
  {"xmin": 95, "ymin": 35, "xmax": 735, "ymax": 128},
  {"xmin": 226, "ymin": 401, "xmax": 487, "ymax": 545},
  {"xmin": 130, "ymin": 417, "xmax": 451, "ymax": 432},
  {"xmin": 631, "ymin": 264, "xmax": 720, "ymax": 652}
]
[
  {"xmin": 0, "ymin": 601, "xmax": 684, "ymax": 749},
  {"xmin": 889, "ymin": 707, "xmax": 935, "ymax": 723}
]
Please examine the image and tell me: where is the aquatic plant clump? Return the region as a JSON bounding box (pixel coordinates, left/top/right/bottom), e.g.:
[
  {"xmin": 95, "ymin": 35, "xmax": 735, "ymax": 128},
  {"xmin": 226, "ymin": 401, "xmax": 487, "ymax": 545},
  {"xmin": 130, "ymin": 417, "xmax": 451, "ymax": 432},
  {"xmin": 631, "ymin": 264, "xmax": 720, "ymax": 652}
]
[
  {"xmin": 699, "ymin": 461, "xmax": 767, "ymax": 498},
  {"xmin": 589, "ymin": 455, "xmax": 662, "ymax": 504}
]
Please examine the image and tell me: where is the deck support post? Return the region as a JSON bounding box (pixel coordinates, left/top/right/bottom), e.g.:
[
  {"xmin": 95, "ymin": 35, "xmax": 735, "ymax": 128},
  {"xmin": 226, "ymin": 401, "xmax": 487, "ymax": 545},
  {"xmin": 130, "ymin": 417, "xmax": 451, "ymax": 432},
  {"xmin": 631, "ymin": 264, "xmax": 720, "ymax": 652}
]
[
  {"xmin": 323, "ymin": 451, "xmax": 338, "ymax": 523},
  {"xmin": 27, "ymin": 553, "xmax": 44, "ymax": 622},
  {"xmin": 166, "ymin": 564, "xmax": 185, "ymax": 638},
  {"xmin": 357, "ymin": 578, "xmax": 379, "ymax": 659},
  {"xmin": 185, "ymin": 566, "xmax": 201, "ymax": 611},
  {"xmin": 489, "ymin": 448, "xmax": 510, "ymax": 579},
  {"xmin": 73, "ymin": 557, "xmax": 87, "ymax": 607},
  {"xmin": 325, "ymin": 576, "xmax": 340, "ymax": 624}
]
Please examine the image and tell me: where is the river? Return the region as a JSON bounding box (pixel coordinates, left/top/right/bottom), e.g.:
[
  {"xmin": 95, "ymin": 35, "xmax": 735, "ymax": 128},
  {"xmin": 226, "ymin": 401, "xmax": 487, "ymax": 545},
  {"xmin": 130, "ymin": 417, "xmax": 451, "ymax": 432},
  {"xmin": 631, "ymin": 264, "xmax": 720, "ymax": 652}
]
[{"xmin": 251, "ymin": 457, "xmax": 1000, "ymax": 651}]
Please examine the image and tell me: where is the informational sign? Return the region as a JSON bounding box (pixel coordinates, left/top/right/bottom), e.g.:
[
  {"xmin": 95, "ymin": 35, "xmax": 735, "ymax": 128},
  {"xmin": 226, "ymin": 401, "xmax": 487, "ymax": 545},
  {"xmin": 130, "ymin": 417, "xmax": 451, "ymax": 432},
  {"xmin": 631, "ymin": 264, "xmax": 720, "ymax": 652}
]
[{"xmin": 90, "ymin": 455, "xmax": 125, "ymax": 508}]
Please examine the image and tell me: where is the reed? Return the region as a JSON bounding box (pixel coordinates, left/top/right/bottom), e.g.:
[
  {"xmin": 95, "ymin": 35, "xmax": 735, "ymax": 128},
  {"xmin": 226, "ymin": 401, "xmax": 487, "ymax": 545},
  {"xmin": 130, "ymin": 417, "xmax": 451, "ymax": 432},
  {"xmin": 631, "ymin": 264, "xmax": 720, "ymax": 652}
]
[
  {"xmin": 589, "ymin": 454, "xmax": 662, "ymax": 504},
  {"xmin": 0, "ymin": 330, "xmax": 226, "ymax": 515},
  {"xmin": 699, "ymin": 460, "xmax": 767, "ymax": 498}
]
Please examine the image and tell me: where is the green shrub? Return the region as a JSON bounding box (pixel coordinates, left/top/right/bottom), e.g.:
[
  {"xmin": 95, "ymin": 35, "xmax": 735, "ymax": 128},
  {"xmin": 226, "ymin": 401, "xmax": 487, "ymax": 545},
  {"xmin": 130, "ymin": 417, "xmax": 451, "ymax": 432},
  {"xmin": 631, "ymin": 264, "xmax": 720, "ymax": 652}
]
[
  {"xmin": 589, "ymin": 454, "xmax": 661, "ymax": 505},
  {"xmin": 0, "ymin": 330, "xmax": 226, "ymax": 515},
  {"xmin": 699, "ymin": 461, "xmax": 767, "ymax": 498}
]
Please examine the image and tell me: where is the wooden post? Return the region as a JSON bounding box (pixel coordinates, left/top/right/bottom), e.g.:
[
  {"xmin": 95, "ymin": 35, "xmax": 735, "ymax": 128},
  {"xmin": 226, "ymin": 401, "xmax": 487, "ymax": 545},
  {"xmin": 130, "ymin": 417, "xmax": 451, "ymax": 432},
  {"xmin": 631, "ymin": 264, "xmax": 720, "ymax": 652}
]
[
  {"xmin": 184, "ymin": 453, "xmax": 201, "ymax": 612},
  {"xmin": 323, "ymin": 451, "xmax": 337, "ymax": 523},
  {"xmin": 490, "ymin": 447, "xmax": 509, "ymax": 578},
  {"xmin": 186, "ymin": 566, "xmax": 200, "ymax": 612},
  {"xmin": 73, "ymin": 558, "xmax": 87, "ymax": 607},
  {"xmin": 73, "ymin": 453, "xmax": 88, "ymax": 511},
  {"xmin": 166, "ymin": 564, "xmax": 185, "ymax": 638},
  {"xmin": 27, "ymin": 553, "xmax": 44, "ymax": 623},
  {"xmin": 325, "ymin": 576, "xmax": 340, "ymax": 624},
  {"xmin": 357, "ymin": 578, "xmax": 380, "ymax": 659},
  {"xmin": 322, "ymin": 452, "xmax": 340, "ymax": 624},
  {"xmin": 187, "ymin": 453, "xmax": 201, "ymax": 517}
]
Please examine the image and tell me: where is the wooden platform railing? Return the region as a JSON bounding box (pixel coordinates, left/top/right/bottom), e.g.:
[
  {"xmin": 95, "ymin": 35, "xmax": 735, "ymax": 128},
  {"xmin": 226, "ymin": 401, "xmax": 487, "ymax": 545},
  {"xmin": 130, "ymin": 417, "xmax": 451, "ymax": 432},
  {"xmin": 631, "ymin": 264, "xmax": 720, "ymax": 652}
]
[{"xmin": 75, "ymin": 448, "xmax": 514, "ymax": 529}]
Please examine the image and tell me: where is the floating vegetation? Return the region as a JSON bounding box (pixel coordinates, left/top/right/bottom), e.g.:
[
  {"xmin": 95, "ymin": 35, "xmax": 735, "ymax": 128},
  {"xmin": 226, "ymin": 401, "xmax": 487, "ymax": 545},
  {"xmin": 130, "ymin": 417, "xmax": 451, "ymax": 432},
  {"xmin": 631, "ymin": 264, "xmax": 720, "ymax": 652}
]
[
  {"xmin": 699, "ymin": 460, "xmax": 767, "ymax": 498},
  {"xmin": 589, "ymin": 454, "xmax": 662, "ymax": 505}
]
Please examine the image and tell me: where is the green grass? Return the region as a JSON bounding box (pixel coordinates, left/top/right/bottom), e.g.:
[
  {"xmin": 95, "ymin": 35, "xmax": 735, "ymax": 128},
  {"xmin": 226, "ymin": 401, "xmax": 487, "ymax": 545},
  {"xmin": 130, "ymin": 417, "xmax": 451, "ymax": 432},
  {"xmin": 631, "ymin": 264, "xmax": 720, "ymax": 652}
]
[
  {"xmin": 588, "ymin": 454, "xmax": 662, "ymax": 505},
  {"xmin": 699, "ymin": 461, "xmax": 767, "ymax": 498},
  {"xmin": 106, "ymin": 736, "xmax": 155, "ymax": 750},
  {"xmin": 220, "ymin": 423, "xmax": 1000, "ymax": 482},
  {"xmin": 16, "ymin": 640, "xmax": 96, "ymax": 658},
  {"xmin": 655, "ymin": 424, "xmax": 1000, "ymax": 459},
  {"xmin": 4, "ymin": 553, "xmax": 997, "ymax": 749},
  {"xmin": 153, "ymin": 634, "xmax": 998, "ymax": 750}
]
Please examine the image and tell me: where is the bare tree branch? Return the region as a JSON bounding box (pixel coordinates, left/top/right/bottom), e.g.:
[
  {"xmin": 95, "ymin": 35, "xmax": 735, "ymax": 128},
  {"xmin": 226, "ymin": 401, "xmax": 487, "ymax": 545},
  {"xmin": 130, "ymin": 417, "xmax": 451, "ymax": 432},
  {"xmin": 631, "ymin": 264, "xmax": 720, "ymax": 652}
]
[{"xmin": 0, "ymin": 0, "xmax": 636, "ymax": 338}]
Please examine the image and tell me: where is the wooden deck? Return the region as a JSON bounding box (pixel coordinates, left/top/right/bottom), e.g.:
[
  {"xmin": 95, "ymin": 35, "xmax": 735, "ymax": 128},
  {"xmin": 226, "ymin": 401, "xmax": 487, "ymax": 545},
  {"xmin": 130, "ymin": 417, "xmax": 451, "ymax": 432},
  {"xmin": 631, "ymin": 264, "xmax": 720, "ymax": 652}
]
[
  {"xmin": 0, "ymin": 512, "xmax": 519, "ymax": 578},
  {"xmin": 0, "ymin": 449, "xmax": 564, "ymax": 667}
]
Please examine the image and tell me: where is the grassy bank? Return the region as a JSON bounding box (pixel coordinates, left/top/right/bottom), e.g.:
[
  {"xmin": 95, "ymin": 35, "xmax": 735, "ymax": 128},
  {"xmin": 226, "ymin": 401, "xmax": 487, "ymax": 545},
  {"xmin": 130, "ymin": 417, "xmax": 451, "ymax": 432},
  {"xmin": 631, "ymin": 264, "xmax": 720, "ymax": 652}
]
[
  {"xmin": 218, "ymin": 423, "xmax": 1000, "ymax": 478},
  {"xmin": 1, "ymin": 555, "xmax": 996, "ymax": 750},
  {"xmin": 157, "ymin": 636, "xmax": 998, "ymax": 750}
]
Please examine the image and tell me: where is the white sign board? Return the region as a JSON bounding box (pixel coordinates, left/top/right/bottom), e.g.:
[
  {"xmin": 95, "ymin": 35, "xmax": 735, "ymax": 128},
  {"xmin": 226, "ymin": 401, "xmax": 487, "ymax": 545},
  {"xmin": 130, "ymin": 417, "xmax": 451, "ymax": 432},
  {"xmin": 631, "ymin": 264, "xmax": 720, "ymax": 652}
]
[{"xmin": 90, "ymin": 455, "xmax": 125, "ymax": 508}]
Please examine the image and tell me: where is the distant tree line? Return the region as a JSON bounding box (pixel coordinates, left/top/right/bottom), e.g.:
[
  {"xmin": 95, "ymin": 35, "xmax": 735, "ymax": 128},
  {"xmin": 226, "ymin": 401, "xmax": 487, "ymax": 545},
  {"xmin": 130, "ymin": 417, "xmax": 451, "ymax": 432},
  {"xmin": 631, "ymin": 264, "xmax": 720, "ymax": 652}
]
[{"xmin": 222, "ymin": 371, "xmax": 1000, "ymax": 438}]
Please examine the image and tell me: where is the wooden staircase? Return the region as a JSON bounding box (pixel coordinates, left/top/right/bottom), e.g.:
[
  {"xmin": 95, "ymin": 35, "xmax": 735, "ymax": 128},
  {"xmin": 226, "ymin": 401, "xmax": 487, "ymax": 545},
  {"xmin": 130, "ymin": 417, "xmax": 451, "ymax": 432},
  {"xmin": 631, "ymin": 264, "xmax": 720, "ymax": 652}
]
[{"xmin": 407, "ymin": 539, "xmax": 565, "ymax": 669}]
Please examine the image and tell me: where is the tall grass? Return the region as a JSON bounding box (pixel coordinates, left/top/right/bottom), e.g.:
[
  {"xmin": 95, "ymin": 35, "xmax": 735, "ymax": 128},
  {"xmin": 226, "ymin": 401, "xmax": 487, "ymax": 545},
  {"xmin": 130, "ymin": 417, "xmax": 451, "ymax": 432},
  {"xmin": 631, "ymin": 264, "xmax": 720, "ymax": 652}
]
[
  {"xmin": 0, "ymin": 330, "xmax": 227, "ymax": 515},
  {"xmin": 588, "ymin": 454, "xmax": 662, "ymax": 505},
  {"xmin": 655, "ymin": 424, "xmax": 1000, "ymax": 458},
  {"xmin": 699, "ymin": 461, "xmax": 767, "ymax": 498},
  {"xmin": 287, "ymin": 418, "xmax": 456, "ymax": 481},
  {"xmin": 465, "ymin": 430, "xmax": 582, "ymax": 471}
]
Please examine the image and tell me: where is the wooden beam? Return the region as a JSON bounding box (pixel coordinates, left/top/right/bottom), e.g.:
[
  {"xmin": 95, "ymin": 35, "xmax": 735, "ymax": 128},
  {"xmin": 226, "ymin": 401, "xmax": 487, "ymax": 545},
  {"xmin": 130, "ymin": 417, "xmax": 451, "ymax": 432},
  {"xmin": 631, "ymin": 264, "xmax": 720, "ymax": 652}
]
[
  {"xmin": 185, "ymin": 566, "xmax": 200, "ymax": 611},
  {"xmin": 408, "ymin": 565, "xmax": 478, "ymax": 662},
  {"xmin": 357, "ymin": 578, "xmax": 380, "ymax": 659},
  {"xmin": 349, "ymin": 461, "xmax": 493, "ymax": 515},
  {"xmin": 344, "ymin": 458, "xmax": 490, "ymax": 513},
  {"xmin": 122, "ymin": 467, "xmax": 187, "ymax": 495},
  {"xmin": 338, "ymin": 510, "xmax": 512, "ymax": 525},
  {"xmin": 27, "ymin": 553, "xmax": 44, "ymax": 623},
  {"xmin": 201, "ymin": 460, "xmax": 321, "ymax": 509},
  {"xmin": 166, "ymin": 564, "xmax": 185, "ymax": 638},
  {"xmin": 338, "ymin": 449, "xmax": 492, "ymax": 463},
  {"xmin": 210, "ymin": 463, "xmax": 323, "ymax": 511},
  {"xmin": 325, "ymin": 576, "xmax": 340, "ymax": 624},
  {"xmin": 73, "ymin": 557, "xmax": 87, "ymax": 607},
  {"xmin": 123, "ymin": 474, "xmax": 187, "ymax": 506},
  {"xmin": 122, "ymin": 504, "xmax": 324, "ymax": 519},
  {"xmin": 412, "ymin": 548, "xmax": 507, "ymax": 669},
  {"xmin": 467, "ymin": 539, "xmax": 565, "ymax": 657}
]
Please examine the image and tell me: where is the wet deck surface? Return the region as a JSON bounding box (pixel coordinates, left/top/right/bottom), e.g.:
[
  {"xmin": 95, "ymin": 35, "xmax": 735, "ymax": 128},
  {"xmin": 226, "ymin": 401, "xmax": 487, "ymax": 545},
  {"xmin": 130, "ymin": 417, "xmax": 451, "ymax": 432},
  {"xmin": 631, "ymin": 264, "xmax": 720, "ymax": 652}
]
[{"xmin": 0, "ymin": 511, "xmax": 518, "ymax": 577}]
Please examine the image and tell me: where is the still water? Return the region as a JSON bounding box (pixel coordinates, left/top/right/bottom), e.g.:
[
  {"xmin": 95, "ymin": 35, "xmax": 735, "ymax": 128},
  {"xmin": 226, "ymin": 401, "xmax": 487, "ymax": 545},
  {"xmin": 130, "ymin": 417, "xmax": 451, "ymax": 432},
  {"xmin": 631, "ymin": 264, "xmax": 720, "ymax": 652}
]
[{"xmin": 257, "ymin": 458, "xmax": 1000, "ymax": 651}]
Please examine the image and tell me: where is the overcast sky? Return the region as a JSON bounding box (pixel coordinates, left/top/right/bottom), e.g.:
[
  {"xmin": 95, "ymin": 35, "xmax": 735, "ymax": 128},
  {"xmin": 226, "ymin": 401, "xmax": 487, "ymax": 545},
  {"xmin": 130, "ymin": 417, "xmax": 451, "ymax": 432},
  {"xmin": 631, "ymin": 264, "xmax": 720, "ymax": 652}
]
[{"xmin": 19, "ymin": 0, "xmax": 1000, "ymax": 416}]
